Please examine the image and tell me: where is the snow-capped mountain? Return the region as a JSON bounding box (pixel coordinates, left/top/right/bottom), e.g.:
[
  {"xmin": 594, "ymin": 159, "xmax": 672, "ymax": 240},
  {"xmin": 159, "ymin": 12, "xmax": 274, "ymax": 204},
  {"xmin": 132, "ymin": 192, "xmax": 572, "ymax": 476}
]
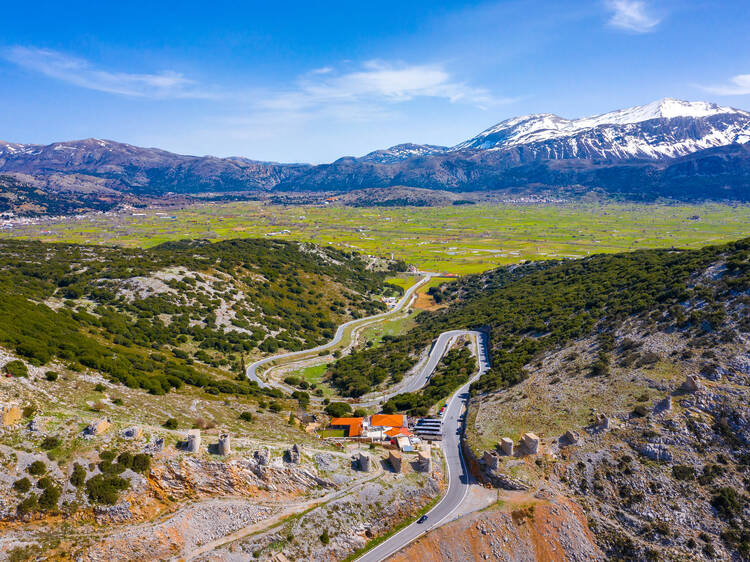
[
  {"xmin": 453, "ymin": 98, "xmax": 750, "ymax": 160},
  {"xmin": 358, "ymin": 143, "xmax": 448, "ymax": 164},
  {"xmin": 2, "ymin": 99, "xmax": 749, "ymax": 210}
]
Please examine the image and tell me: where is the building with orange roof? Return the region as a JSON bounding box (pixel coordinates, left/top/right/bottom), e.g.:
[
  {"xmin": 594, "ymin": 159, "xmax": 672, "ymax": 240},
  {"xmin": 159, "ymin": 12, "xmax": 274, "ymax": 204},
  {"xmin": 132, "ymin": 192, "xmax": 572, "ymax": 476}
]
[
  {"xmin": 385, "ymin": 427, "xmax": 413, "ymax": 438},
  {"xmin": 328, "ymin": 417, "xmax": 364, "ymax": 437},
  {"xmin": 370, "ymin": 414, "xmax": 407, "ymax": 429}
]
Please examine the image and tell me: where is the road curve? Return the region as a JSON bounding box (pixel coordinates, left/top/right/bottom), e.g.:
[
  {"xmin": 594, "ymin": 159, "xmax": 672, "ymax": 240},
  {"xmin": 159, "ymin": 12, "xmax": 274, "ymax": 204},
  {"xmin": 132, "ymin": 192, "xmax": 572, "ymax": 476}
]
[
  {"xmin": 246, "ymin": 273, "xmax": 432, "ymax": 389},
  {"xmin": 356, "ymin": 330, "xmax": 490, "ymax": 562}
]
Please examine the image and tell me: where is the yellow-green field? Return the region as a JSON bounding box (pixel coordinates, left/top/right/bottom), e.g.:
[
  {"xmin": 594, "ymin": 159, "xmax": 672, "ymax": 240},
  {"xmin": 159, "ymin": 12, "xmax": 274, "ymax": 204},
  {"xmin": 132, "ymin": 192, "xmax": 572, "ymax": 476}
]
[{"xmin": 3, "ymin": 201, "xmax": 749, "ymax": 274}]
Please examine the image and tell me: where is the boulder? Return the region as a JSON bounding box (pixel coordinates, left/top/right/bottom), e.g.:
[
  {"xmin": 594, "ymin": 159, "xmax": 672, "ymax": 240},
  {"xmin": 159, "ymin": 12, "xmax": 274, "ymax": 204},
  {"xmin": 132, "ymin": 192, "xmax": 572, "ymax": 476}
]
[
  {"xmin": 563, "ymin": 430, "xmax": 580, "ymax": 444},
  {"xmin": 682, "ymin": 374, "xmax": 702, "ymax": 392}
]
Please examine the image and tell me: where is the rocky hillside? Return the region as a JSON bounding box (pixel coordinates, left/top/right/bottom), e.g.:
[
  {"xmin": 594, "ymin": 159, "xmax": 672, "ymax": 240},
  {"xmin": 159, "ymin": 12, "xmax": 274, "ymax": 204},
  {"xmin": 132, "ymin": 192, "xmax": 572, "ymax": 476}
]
[
  {"xmin": 336, "ymin": 237, "xmax": 749, "ymax": 559},
  {"xmin": 0, "ymin": 238, "xmax": 397, "ymax": 396}
]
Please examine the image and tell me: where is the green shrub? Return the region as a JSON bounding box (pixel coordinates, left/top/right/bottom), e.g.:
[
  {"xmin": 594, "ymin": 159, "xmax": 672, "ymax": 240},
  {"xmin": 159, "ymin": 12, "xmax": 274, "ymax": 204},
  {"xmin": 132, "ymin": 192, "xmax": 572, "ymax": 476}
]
[
  {"xmin": 672, "ymin": 465, "xmax": 695, "ymax": 481},
  {"xmin": 13, "ymin": 477, "xmax": 31, "ymax": 493},
  {"xmin": 5, "ymin": 360, "xmax": 28, "ymax": 377},
  {"xmin": 632, "ymin": 405, "xmax": 648, "ymax": 417},
  {"xmin": 70, "ymin": 463, "xmax": 86, "ymax": 488},
  {"xmin": 131, "ymin": 454, "xmax": 151, "ymax": 474},
  {"xmin": 163, "ymin": 418, "xmax": 178, "ymax": 430},
  {"xmin": 94, "ymin": 383, "xmax": 106, "ymax": 392},
  {"xmin": 99, "ymin": 450, "xmax": 117, "ymax": 462},
  {"xmin": 712, "ymin": 487, "xmax": 742, "ymax": 520},
  {"xmin": 38, "ymin": 485, "xmax": 61, "ymax": 511},
  {"xmin": 27, "ymin": 461, "xmax": 46, "ymax": 476},
  {"xmin": 44, "ymin": 371, "xmax": 58, "ymax": 381},
  {"xmin": 36, "ymin": 476, "xmax": 54, "ymax": 490},
  {"xmin": 112, "ymin": 397, "xmax": 123, "ymax": 405},
  {"xmin": 269, "ymin": 401, "xmax": 282, "ymax": 413},
  {"xmin": 16, "ymin": 494, "xmax": 38, "ymax": 516},
  {"xmin": 319, "ymin": 529, "xmax": 330, "ymax": 544},
  {"xmin": 40, "ymin": 436, "xmax": 61, "ymax": 450},
  {"xmin": 239, "ymin": 411, "xmax": 254, "ymax": 422},
  {"xmin": 85, "ymin": 474, "xmax": 130, "ymax": 505},
  {"xmin": 117, "ymin": 452, "xmax": 133, "ymax": 469},
  {"xmin": 22, "ymin": 405, "xmax": 36, "ymax": 418}
]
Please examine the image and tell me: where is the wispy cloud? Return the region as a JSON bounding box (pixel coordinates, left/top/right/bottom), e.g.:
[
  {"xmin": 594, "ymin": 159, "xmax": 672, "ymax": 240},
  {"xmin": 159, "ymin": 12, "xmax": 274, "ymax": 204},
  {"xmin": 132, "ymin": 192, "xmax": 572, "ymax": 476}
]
[
  {"xmin": 257, "ymin": 60, "xmax": 507, "ymax": 114},
  {"xmin": 606, "ymin": 1, "xmax": 661, "ymax": 33},
  {"xmin": 702, "ymin": 73, "xmax": 750, "ymax": 96},
  {"xmin": 3, "ymin": 46, "xmax": 220, "ymax": 99}
]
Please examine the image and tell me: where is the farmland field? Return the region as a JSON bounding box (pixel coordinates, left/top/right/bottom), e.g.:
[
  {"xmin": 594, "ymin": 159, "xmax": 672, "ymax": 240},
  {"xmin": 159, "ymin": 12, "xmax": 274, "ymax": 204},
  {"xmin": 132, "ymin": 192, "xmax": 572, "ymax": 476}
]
[{"xmin": 2, "ymin": 201, "xmax": 749, "ymax": 274}]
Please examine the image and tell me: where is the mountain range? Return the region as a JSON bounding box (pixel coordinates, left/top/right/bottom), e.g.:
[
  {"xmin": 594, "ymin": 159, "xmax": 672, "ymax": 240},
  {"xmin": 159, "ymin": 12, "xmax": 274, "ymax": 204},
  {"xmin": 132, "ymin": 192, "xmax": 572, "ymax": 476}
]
[{"xmin": 1, "ymin": 98, "xmax": 750, "ymax": 214}]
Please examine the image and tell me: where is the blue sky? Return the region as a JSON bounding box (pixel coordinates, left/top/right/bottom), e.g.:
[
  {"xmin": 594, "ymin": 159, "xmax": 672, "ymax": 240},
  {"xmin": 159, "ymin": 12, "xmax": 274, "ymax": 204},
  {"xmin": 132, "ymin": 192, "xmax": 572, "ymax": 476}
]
[{"xmin": 2, "ymin": 0, "xmax": 749, "ymax": 162}]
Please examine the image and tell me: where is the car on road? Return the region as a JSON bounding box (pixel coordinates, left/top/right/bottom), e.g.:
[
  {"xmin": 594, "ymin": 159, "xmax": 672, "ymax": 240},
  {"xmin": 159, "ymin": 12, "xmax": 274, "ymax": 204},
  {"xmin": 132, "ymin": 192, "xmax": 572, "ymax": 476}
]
[{"xmin": 417, "ymin": 515, "xmax": 428, "ymax": 524}]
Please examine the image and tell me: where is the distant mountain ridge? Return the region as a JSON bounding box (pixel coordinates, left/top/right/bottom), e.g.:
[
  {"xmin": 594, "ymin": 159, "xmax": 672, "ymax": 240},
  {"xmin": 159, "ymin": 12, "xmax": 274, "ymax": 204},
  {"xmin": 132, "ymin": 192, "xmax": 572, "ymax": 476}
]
[{"xmin": 1, "ymin": 98, "xmax": 750, "ymax": 213}]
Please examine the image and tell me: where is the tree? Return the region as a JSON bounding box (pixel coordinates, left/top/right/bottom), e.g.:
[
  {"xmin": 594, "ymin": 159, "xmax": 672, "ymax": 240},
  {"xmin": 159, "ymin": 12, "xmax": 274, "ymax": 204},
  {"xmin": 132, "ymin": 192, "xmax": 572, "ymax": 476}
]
[
  {"xmin": 325, "ymin": 402, "xmax": 353, "ymax": 418},
  {"xmin": 319, "ymin": 529, "xmax": 330, "ymax": 545}
]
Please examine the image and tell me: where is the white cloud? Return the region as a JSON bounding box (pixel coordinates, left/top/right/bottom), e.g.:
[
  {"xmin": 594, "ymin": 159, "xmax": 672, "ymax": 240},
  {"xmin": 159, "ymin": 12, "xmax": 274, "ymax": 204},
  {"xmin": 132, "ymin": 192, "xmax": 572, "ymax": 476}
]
[
  {"xmin": 258, "ymin": 60, "xmax": 507, "ymax": 114},
  {"xmin": 606, "ymin": 1, "xmax": 661, "ymax": 33},
  {"xmin": 702, "ymin": 74, "xmax": 750, "ymax": 96},
  {"xmin": 3, "ymin": 46, "xmax": 220, "ymax": 99}
]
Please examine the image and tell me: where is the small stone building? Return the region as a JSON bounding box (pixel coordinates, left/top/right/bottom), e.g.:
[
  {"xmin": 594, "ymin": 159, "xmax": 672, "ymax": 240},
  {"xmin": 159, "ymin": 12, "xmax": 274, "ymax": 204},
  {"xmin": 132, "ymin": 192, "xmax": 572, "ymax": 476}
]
[
  {"xmin": 520, "ymin": 432, "xmax": 540, "ymax": 454},
  {"xmin": 388, "ymin": 450, "xmax": 403, "ymax": 473},
  {"xmin": 121, "ymin": 426, "xmax": 143, "ymax": 440},
  {"xmin": 417, "ymin": 449, "xmax": 432, "ymax": 473},
  {"xmin": 357, "ymin": 452, "xmax": 372, "ymax": 472},
  {"xmin": 499, "ymin": 437, "xmax": 514, "ymax": 456},
  {"xmin": 217, "ymin": 434, "xmax": 231, "ymax": 455},
  {"xmin": 0, "ymin": 404, "xmax": 21, "ymax": 426},
  {"xmin": 85, "ymin": 417, "xmax": 111, "ymax": 436},
  {"xmin": 186, "ymin": 429, "xmax": 201, "ymax": 452}
]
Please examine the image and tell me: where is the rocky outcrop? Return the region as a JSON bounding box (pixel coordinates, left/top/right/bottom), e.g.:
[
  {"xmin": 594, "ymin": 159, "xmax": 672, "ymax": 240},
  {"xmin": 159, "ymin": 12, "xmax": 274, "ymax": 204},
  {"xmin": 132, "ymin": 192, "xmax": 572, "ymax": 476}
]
[
  {"xmin": 388, "ymin": 493, "xmax": 604, "ymax": 562},
  {"xmin": 148, "ymin": 456, "xmax": 333, "ymax": 500}
]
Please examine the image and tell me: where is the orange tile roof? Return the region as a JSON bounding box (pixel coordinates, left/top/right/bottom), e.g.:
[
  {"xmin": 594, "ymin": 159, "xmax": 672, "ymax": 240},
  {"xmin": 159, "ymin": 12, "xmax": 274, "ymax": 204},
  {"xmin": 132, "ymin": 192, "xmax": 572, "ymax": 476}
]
[
  {"xmin": 329, "ymin": 417, "xmax": 363, "ymax": 437},
  {"xmin": 370, "ymin": 414, "xmax": 405, "ymax": 428},
  {"xmin": 386, "ymin": 427, "xmax": 413, "ymax": 438}
]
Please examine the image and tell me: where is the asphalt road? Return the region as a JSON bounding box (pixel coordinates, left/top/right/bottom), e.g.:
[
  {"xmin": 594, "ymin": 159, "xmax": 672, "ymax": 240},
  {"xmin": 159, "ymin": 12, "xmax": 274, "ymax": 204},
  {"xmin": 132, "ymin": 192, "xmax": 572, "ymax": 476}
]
[
  {"xmin": 356, "ymin": 330, "xmax": 490, "ymax": 562},
  {"xmin": 246, "ymin": 273, "xmax": 432, "ymax": 389}
]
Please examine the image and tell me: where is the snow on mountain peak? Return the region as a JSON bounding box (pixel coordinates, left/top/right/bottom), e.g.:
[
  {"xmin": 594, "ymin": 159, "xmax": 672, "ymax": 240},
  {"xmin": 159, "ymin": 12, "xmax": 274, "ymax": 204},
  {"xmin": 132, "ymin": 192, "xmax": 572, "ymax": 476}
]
[{"xmin": 454, "ymin": 99, "xmax": 750, "ymax": 157}]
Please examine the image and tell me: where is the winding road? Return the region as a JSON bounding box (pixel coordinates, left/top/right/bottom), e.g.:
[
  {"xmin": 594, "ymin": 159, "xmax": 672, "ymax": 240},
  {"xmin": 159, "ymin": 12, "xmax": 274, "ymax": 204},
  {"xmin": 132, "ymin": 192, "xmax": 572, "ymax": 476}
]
[
  {"xmin": 244, "ymin": 274, "xmax": 492, "ymax": 561},
  {"xmin": 246, "ymin": 273, "xmax": 433, "ymax": 389},
  {"xmin": 356, "ymin": 330, "xmax": 490, "ymax": 562}
]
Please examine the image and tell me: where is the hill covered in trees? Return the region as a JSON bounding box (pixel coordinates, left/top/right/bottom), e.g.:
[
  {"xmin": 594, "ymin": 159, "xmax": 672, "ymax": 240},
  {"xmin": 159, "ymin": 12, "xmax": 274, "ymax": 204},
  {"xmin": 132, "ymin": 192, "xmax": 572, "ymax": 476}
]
[
  {"xmin": 0, "ymin": 238, "xmax": 395, "ymax": 396},
  {"xmin": 327, "ymin": 237, "xmax": 750, "ymax": 400}
]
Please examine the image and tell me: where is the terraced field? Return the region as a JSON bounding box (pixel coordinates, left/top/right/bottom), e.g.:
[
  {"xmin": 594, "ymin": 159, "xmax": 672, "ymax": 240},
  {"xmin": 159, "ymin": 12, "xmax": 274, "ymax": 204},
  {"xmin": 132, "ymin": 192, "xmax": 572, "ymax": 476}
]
[{"xmin": 3, "ymin": 201, "xmax": 749, "ymax": 274}]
